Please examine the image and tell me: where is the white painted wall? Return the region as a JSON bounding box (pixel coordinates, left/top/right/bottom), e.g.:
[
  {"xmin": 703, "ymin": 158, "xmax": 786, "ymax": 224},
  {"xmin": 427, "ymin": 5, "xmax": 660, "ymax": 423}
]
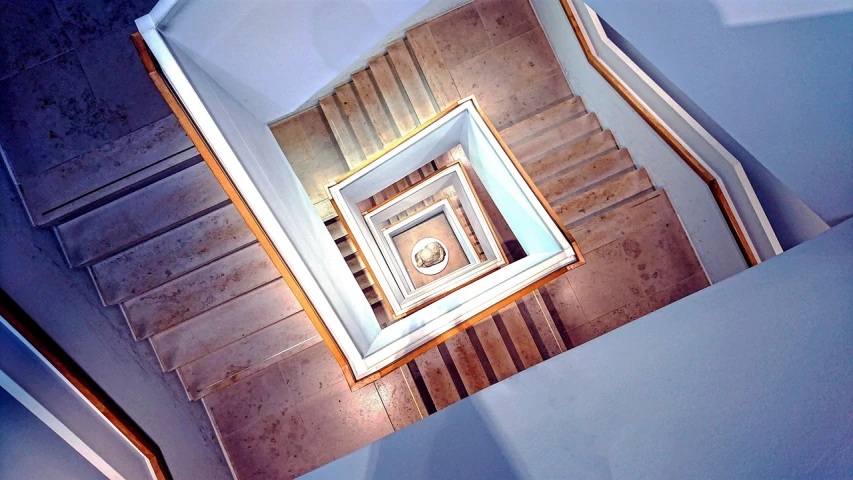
[
  {"xmin": 531, "ymin": 0, "xmax": 747, "ymax": 282},
  {"xmin": 303, "ymin": 217, "xmax": 853, "ymax": 479},
  {"xmin": 160, "ymin": 0, "xmax": 468, "ymax": 123},
  {"xmin": 1, "ymin": 316, "xmax": 153, "ymax": 479},
  {"xmin": 584, "ymin": 0, "xmax": 853, "ymax": 226},
  {"xmin": 709, "ymin": 0, "xmax": 853, "ymax": 26},
  {"xmin": 0, "ymin": 389, "xmax": 105, "ymax": 480},
  {"xmin": 597, "ymin": 18, "xmax": 830, "ymax": 251}
]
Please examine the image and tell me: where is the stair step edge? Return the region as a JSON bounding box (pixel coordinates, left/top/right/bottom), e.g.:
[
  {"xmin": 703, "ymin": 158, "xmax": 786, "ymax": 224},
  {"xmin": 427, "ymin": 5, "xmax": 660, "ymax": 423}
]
[
  {"xmin": 20, "ymin": 115, "xmax": 194, "ymax": 226},
  {"xmin": 501, "ymin": 96, "xmax": 586, "ymax": 146},
  {"xmin": 149, "ymin": 278, "xmax": 300, "ymax": 372},
  {"xmin": 515, "ymin": 122, "xmax": 602, "ymax": 166},
  {"xmin": 90, "ymin": 204, "xmax": 255, "ymax": 306},
  {"xmin": 28, "ymin": 148, "xmax": 202, "ymax": 227},
  {"xmin": 538, "ymin": 150, "xmax": 637, "ymax": 205},
  {"xmin": 559, "ymin": 169, "xmax": 656, "ymax": 229},
  {"xmin": 177, "ymin": 315, "xmax": 323, "ymax": 401}
]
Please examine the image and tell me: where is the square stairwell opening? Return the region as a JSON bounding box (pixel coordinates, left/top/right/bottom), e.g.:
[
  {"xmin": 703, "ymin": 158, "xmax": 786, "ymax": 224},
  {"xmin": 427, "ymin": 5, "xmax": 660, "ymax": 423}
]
[
  {"xmin": 139, "ymin": 18, "xmax": 580, "ymax": 383},
  {"xmin": 321, "ymin": 99, "xmax": 580, "ymax": 380}
]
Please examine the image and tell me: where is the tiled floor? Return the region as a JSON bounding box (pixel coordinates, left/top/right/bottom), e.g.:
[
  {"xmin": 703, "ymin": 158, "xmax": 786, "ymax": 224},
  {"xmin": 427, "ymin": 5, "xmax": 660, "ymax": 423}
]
[
  {"xmin": 205, "ymin": 345, "xmax": 397, "ymax": 479},
  {"xmin": 0, "ymin": 0, "xmax": 168, "ymax": 179}
]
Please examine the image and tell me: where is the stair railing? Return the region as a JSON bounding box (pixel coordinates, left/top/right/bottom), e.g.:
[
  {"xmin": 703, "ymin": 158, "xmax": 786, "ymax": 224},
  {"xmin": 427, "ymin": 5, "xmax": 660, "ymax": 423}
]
[{"xmin": 552, "ymin": 0, "xmax": 783, "ymax": 266}]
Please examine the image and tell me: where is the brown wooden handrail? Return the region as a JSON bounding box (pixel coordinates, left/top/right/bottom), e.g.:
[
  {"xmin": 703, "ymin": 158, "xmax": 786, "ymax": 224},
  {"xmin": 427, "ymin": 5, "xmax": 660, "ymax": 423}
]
[
  {"xmin": 0, "ymin": 289, "xmax": 171, "ymax": 480},
  {"xmin": 558, "ymin": 0, "xmax": 758, "ymax": 267}
]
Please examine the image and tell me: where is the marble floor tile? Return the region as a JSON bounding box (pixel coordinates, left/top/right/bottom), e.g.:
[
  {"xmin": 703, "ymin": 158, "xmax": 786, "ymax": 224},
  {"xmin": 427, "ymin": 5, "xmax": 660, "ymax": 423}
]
[
  {"xmin": 297, "ymin": 381, "xmax": 394, "ymax": 463},
  {"xmin": 427, "ymin": 3, "xmax": 492, "ymax": 68},
  {"xmin": 483, "ymin": 93, "xmax": 524, "ymax": 130},
  {"xmin": 76, "ymin": 22, "xmax": 170, "ymax": 138},
  {"xmin": 277, "ymin": 343, "xmax": 345, "ymax": 402},
  {"xmin": 220, "ymin": 406, "xmax": 319, "ymax": 480},
  {"xmin": 0, "ymin": 0, "xmax": 72, "ymax": 80},
  {"xmin": 514, "ymin": 73, "xmax": 573, "ymax": 118},
  {"xmin": 568, "ymin": 298, "xmax": 653, "ymax": 347},
  {"xmin": 494, "ymin": 27, "xmax": 561, "ymax": 92},
  {"xmin": 375, "ymin": 367, "xmax": 426, "ymax": 430},
  {"xmin": 620, "ymin": 214, "xmax": 705, "ymax": 298},
  {"xmin": 450, "ymin": 49, "xmax": 516, "ymax": 107},
  {"xmin": 0, "ymin": 51, "xmax": 110, "ymax": 178},
  {"xmin": 271, "ymin": 116, "xmax": 313, "ymax": 164},
  {"xmin": 54, "ymin": 0, "xmax": 157, "ymax": 45},
  {"xmin": 539, "ymin": 274, "xmax": 589, "ymax": 346},
  {"xmin": 474, "ymin": 0, "xmax": 538, "ymax": 46},
  {"xmin": 566, "ymin": 239, "xmax": 645, "ymax": 321},
  {"xmin": 178, "ymin": 313, "xmax": 319, "ymax": 399},
  {"xmin": 297, "ymin": 107, "xmax": 338, "ymax": 154},
  {"xmin": 648, "ymin": 272, "xmax": 710, "ymax": 312},
  {"xmin": 204, "ymin": 363, "xmax": 296, "ymax": 437}
]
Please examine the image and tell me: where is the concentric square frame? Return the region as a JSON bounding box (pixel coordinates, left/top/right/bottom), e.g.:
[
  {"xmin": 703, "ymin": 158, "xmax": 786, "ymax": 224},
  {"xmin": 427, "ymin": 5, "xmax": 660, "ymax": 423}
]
[
  {"xmin": 362, "ymin": 161, "xmax": 507, "ymax": 318},
  {"xmin": 326, "ymin": 97, "xmax": 583, "ymax": 383}
]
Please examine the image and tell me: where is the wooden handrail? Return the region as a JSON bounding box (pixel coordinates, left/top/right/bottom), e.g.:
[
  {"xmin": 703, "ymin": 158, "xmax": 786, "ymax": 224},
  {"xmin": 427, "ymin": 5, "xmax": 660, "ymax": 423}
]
[
  {"xmin": 0, "ymin": 289, "xmax": 171, "ymax": 480},
  {"xmin": 559, "ymin": 0, "xmax": 758, "ymax": 267}
]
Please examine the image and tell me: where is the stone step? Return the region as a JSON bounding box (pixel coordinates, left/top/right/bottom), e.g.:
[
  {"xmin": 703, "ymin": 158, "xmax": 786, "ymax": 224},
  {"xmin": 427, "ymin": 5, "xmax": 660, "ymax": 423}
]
[
  {"xmin": 572, "ymin": 189, "xmax": 673, "ymax": 253},
  {"xmin": 375, "ymin": 367, "xmax": 429, "ymax": 430},
  {"xmin": 334, "ymin": 82, "xmax": 381, "ymax": 158},
  {"xmin": 368, "ymin": 54, "xmax": 419, "ymax": 135},
  {"xmin": 524, "ymin": 130, "xmax": 618, "ymax": 183},
  {"xmin": 407, "ymin": 23, "xmax": 460, "ymax": 109},
  {"xmin": 352, "ymin": 70, "xmax": 398, "ymax": 147},
  {"xmin": 149, "ymin": 279, "xmax": 303, "ymax": 372},
  {"xmin": 501, "ymin": 97, "xmax": 585, "ymax": 146},
  {"xmin": 387, "ymin": 39, "xmax": 437, "ymax": 123},
  {"xmin": 494, "ymin": 302, "xmax": 544, "ymax": 370},
  {"xmin": 412, "ymin": 346, "xmax": 461, "ymax": 411},
  {"xmin": 471, "ymin": 317, "xmax": 518, "ymax": 382},
  {"xmin": 319, "ymin": 95, "xmax": 363, "ymax": 169},
  {"xmin": 442, "ymin": 330, "xmax": 490, "ymax": 395},
  {"xmin": 121, "ymin": 243, "xmax": 280, "ymax": 340},
  {"xmin": 90, "ymin": 203, "xmax": 254, "ymax": 305},
  {"xmin": 354, "ymin": 269, "xmax": 376, "ymax": 291},
  {"xmin": 511, "ymin": 113, "xmax": 602, "ymax": 164},
  {"xmin": 20, "ymin": 115, "xmax": 195, "ymax": 226},
  {"xmin": 516, "ymin": 291, "xmax": 566, "ymax": 357},
  {"xmin": 537, "ymin": 149, "xmax": 636, "ymax": 205},
  {"xmin": 326, "ymin": 218, "xmax": 347, "ymax": 242},
  {"xmin": 408, "ymin": 293, "xmax": 564, "ymax": 411},
  {"xmin": 56, "ymin": 161, "xmax": 229, "ymax": 267},
  {"xmin": 491, "ymin": 73, "xmax": 574, "ymax": 132},
  {"xmin": 177, "ymin": 311, "xmax": 321, "ymax": 400},
  {"xmin": 553, "ymin": 168, "xmax": 654, "ymax": 228}
]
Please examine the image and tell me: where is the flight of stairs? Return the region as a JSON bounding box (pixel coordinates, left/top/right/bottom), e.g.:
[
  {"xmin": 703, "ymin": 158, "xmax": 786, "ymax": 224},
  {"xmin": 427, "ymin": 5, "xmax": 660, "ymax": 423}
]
[
  {"xmin": 267, "ymin": 3, "xmax": 698, "ymax": 420},
  {"xmin": 17, "ymin": 114, "xmax": 322, "ymax": 402},
  {"xmin": 11, "ymin": 2, "xmax": 709, "ymax": 476}
]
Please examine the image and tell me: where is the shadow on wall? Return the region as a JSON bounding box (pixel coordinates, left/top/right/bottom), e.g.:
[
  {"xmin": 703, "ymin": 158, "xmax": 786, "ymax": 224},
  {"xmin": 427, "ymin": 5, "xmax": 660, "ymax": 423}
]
[
  {"xmin": 597, "ymin": 17, "xmax": 830, "ymax": 251},
  {"xmin": 585, "ymin": 0, "xmax": 853, "ymax": 228},
  {"xmin": 308, "ymin": 397, "xmax": 610, "ymax": 479}
]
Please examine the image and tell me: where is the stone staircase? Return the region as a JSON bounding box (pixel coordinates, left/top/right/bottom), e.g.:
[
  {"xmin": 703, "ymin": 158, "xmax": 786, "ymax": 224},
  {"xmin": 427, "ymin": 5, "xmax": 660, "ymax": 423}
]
[
  {"xmin": 267, "ymin": 1, "xmax": 702, "ymax": 420},
  {"xmin": 12, "ymin": 1, "xmax": 711, "ymax": 477},
  {"xmin": 16, "ymin": 114, "xmax": 322, "ymax": 403}
]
